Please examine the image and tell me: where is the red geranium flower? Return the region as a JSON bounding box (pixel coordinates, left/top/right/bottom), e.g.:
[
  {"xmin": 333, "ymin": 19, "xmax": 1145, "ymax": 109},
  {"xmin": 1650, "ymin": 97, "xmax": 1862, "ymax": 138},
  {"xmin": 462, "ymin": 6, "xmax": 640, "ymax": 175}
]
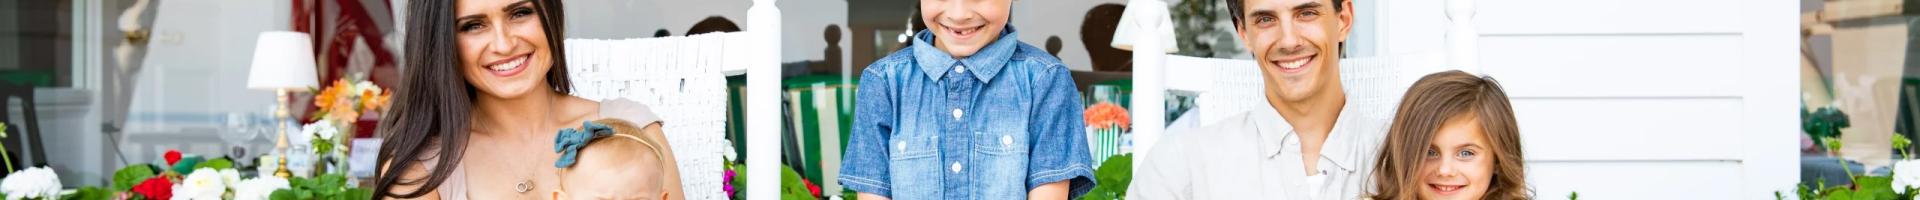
[
  {"xmin": 131, "ymin": 176, "xmax": 173, "ymax": 200},
  {"xmin": 163, "ymin": 150, "xmax": 182, "ymax": 166}
]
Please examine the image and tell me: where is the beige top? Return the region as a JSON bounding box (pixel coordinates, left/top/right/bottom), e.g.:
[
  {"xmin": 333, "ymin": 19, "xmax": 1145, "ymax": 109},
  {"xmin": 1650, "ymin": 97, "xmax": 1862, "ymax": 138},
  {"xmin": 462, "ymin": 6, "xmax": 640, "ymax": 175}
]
[
  {"xmin": 1127, "ymin": 101, "xmax": 1392, "ymax": 200},
  {"xmin": 437, "ymin": 98, "xmax": 663, "ymax": 200}
]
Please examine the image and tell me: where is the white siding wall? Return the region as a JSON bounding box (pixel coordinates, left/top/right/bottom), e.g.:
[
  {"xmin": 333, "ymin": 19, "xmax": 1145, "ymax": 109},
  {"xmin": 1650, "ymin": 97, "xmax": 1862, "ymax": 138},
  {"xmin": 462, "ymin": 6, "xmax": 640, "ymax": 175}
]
[{"xmin": 1380, "ymin": 0, "xmax": 1799, "ymax": 199}]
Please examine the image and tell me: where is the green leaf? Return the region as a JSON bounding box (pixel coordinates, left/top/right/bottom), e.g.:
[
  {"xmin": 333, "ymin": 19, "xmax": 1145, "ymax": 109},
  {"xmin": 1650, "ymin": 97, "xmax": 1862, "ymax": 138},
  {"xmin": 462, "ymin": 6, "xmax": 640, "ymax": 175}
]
[
  {"xmin": 313, "ymin": 174, "xmax": 348, "ymax": 190},
  {"xmin": 311, "ymin": 138, "xmax": 334, "ymax": 154},
  {"xmin": 780, "ymin": 165, "xmax": 817, "ymax": 200},
  {"xmin": 171, "ymin": 155, "xmax": 207, "ymax": 173},
  {"xmin": 1855, "ymin": 176, "xmax": 1899, "ymax": 200},
  {"xmin": 270, "ymin": 190, "xmax": 297, "ymax": 200},
  {"xmin": 195, "ymin": 158, "xmax": 234, "ymax": 170},
  {"xmin": 60, "ymin": 187, "xmax": 115, "ymax": 200},
  {"xmin": 339, "ymin": 188, "xmax": 373, "ymax": 200},
  {"xmin": 1084, "ymin": 154, "xmax": 1134, "ymax": 200},
  {"xmin": 1898, "ymin": 134, "xmax": 1913, "ymax": 150},
  {"xmin": 113, "ymin": 164, "xmax": 158, "ymax": 191}
]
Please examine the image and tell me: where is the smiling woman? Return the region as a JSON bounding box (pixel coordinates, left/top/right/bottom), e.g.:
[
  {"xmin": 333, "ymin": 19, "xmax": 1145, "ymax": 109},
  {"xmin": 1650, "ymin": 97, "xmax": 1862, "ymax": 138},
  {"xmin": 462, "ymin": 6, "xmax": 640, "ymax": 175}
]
[{"xmin": 372, "ymin": 0, "xmax": 683, "ymax": 199}]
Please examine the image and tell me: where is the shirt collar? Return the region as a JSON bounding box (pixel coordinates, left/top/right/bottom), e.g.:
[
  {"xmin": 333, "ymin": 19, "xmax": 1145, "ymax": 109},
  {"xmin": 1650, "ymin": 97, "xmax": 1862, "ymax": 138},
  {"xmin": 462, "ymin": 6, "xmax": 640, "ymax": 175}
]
[
  {"xmin": 911, "ymin": 26, "xmax": 1020, "ymax": 83},
  {"xmin": 1252, "ymin": 97, "xmax": 1368, "ymax": 173}
]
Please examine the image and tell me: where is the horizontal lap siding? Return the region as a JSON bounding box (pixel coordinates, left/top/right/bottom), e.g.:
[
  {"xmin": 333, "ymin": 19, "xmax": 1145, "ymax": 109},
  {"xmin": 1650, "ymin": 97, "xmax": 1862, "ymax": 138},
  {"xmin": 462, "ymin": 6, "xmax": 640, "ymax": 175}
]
[{"xmin": 1382, "ymin": 0, "xmax": 1793, "ymax": 198}]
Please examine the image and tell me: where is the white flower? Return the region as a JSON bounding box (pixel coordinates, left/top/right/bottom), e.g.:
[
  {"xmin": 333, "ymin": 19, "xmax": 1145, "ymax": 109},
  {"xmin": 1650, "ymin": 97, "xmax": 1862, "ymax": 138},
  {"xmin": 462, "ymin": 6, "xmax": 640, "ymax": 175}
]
[
  {"xmin": 353, "ymin": 81, "xmax": 382, "ymax": 97},
  {"xmin": 171, "ymin": 168, "xmax": 228, "ymax": 200},
  {"xmin": 1897, "ymin": 160, "xmax": 1920, "ymax": 193},
  {"xmin": 0, "ymin": 167, "xmax": 62, "ymax": 200},
  {"xmin": 219, "ymin": 169, "xmax": 241, "ymax": 188},
  {"xmin": 231, "ymin": 176, "xmax": 290, "ymax": 200},
  {"xmin": 302, "ymin": 119, "xmax": 338, "ymax": 140},
  {"xmin": 722, "ymin": 139, "xmax": 737, "ymax": 162}
]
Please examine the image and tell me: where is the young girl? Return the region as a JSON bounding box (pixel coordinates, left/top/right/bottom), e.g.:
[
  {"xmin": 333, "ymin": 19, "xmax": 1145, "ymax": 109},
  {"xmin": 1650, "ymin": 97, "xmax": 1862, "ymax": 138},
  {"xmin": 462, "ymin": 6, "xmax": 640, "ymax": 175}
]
[
  {"xmin": 552, "ymin": 119, "xmax": 670, "ymax": 200},
  {"xmin": 1371, "ymin": 70, "xmax": 1530, "ymax": 200}
]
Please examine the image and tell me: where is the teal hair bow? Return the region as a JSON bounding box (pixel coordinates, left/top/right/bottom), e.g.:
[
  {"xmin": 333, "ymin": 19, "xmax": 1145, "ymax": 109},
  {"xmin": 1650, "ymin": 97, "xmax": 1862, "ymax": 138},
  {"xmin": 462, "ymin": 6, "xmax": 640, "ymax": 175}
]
[{"xmin": 555, "ymin": 121, "xmax": 614, "ymax": 168}]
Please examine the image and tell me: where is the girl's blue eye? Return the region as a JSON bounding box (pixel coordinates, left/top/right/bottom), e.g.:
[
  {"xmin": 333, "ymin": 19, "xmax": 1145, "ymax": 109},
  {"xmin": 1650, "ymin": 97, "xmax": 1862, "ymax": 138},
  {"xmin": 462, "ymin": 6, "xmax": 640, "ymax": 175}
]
[{"xmin": 1457, "ymin": 150, "xmax": 1476, "ymax": 160}]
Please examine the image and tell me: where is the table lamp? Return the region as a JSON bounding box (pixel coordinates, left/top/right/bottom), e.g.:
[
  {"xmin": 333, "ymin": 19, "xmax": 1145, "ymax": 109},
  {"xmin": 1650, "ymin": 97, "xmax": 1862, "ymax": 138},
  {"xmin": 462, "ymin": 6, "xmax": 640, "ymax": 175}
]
[{"xmin": 246, "ymin": 31, "xmax": 318, "ymax": 178}]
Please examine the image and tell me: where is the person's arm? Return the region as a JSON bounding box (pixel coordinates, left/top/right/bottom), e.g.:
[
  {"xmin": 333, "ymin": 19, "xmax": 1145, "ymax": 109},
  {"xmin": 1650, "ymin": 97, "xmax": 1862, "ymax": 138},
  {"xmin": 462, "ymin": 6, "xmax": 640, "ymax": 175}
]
[
  {"xmin": 1026, "ymin": 181, "xmax": 1070, "ymax": 200},
  {"xmin": 857, "ymin": 192, "xmax": 892, "ymax": 200},
  {"xmin": 1025, "ymin": 64, "xmax": 1097, "ymax": 199},
  {"xmin": 839, "ymin": 65, "xmax": 898, "ymax": 197},
  {"xmin": 638, "ymin": 123, "xmax": 683, "ymax": 200}
]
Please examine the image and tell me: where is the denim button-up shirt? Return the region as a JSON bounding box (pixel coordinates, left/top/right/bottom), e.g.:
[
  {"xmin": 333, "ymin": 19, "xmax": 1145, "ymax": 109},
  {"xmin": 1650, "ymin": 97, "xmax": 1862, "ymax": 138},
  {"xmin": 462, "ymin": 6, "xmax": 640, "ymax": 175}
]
[{"xmin": 839, "ymin": 27, "xmax": 1096, "ymax": 200}]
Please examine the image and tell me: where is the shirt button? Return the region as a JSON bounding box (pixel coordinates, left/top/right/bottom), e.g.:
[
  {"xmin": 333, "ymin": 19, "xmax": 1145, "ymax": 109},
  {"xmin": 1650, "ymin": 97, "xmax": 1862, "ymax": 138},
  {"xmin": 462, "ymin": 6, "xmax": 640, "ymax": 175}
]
[
  {"xmin": 897, "ymin": 141, "xmax": 907, "ymax": 151},
  {"xmin": 955, "ymin": 65, "xmax": 966, "ymax": 73},
  {"xmin": 1001, "ymin": 135, "xmax": 1013, "ymax": 146},
  {"xmin": 952, "ymin": 109, "xmax": 964, "ymax": 120},
  {"xmin": 951, "ymin": 162, "xmax": 963, "ymax": 173}
]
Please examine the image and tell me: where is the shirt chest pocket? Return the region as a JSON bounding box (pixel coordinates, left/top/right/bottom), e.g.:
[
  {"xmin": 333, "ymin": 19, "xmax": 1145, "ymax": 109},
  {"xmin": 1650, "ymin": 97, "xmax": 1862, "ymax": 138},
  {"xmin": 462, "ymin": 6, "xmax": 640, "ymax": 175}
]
[
  {"xmin": 974, "ymin": 124, "xmax": 1031, "ymax": 156},
  {"xmin": 886, "ymin": 134, "xmax": 942, "ymax": 198}
]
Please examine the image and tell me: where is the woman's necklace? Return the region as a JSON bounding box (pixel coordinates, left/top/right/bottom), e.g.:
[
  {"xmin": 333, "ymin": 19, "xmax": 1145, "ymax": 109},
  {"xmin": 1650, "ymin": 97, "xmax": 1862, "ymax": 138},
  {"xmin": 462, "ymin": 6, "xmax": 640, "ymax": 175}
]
[{"xmin": 476, "ymin": 94, "xmax": 558, "ymax": 194}]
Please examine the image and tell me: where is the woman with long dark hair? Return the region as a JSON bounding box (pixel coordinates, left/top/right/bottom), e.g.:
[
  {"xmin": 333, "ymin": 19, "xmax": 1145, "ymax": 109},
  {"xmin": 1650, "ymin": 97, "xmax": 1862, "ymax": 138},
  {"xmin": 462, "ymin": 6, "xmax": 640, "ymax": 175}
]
[{"xmin": 373, "ymin": 0, "xmax": 683, "ymax": 199}]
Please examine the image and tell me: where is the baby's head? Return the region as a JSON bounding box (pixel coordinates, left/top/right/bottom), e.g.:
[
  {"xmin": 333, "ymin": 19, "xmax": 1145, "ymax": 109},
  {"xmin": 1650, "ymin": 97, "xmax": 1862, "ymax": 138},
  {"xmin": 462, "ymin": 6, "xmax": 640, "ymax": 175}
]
[
  {"xmin": 1371, "ymin": 70, "xmax": 1527, "ymax": 200},
  {"xmin": 553, "ymin": 119, "xmax": 667, "ymax": 200}
]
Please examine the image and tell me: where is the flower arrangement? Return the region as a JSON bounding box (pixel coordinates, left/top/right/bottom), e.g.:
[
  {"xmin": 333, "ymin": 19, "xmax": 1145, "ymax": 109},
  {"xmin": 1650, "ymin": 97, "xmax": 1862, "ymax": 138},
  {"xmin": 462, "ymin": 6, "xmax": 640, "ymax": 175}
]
[
  {"xmin": 1082, "ymin": 102, "xmax": 1130, "ymax": 171},
  {"xmin": 1083, "ymin": 102, "xmax": 1131, "ymax": 131},
  {"xmin": 0, "ymin": 149, "xmax": 368, "ymax": 200},
  {"xmin": 297, "ymin": 75, "xmax": 391, "ymax": 176}
]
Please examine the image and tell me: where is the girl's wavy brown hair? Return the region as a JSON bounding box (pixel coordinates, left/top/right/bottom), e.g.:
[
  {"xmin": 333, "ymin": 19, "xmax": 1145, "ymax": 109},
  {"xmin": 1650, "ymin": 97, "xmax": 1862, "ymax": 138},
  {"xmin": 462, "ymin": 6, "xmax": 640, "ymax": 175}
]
[{"xmin": 1371, "ymin": 70, "xmax": 1530, "ymax": 200}]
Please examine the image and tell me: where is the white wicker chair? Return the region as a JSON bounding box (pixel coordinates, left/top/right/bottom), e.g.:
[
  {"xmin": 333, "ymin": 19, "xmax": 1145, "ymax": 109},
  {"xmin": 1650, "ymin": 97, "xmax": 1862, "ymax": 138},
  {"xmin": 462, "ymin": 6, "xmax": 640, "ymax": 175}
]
[{"xmin": 564, "ymin": 31, "xmax": 757, "ymax": 200}]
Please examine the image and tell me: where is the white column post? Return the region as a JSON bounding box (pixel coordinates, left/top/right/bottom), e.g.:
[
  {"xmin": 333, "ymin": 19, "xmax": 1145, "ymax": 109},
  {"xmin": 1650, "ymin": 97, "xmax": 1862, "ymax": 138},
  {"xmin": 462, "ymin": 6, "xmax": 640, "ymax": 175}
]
[
  {"xmin": 1444, "ymin": 0, "xmax": 1479, "ymax": 73},
  {"xmin": 745, "ymin": 0, "xmax": 781, "ymax": 199},
  {"xmin": 1128, "ymin": 0, "xmax": 1168, "ymax": 167}
]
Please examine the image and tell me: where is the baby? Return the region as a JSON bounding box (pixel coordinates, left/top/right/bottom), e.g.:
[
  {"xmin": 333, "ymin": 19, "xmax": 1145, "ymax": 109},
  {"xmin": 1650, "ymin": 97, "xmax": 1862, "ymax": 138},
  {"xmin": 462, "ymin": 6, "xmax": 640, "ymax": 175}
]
[
  {"xmin": 1370, "ymin": 70, "xmax": 1529, "ymax": 200},
  {"xmin": 552, "ymin": 119, "xmax": 669, "ymax": 200}
]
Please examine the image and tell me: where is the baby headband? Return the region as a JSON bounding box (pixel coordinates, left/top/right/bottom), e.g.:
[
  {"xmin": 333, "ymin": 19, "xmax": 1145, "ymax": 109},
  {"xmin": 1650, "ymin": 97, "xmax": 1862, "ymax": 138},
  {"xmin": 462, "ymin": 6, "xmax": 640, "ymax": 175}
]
[{"xmin": 553, "ymin": 120, "xmax": 665, "ymax": 168}]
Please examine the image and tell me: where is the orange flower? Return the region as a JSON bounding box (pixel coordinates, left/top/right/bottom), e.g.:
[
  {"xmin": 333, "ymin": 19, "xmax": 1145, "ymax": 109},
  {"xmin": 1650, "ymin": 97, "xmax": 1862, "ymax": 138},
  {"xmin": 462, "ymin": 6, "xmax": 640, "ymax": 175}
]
[
  {"xmin": 1083, "ymin": 102, "xmax": 1130, "ymax": 130},
  {"xmin": 362, "ymin": 90, "xmax": 392, "ymax": 113},
  {"xmin": 328, "ymin": 101, "xmax": 359, "ymax": 121},
  {"xmin": 313, "ymin": 79, "xmax": 352, "ymax": 109}
]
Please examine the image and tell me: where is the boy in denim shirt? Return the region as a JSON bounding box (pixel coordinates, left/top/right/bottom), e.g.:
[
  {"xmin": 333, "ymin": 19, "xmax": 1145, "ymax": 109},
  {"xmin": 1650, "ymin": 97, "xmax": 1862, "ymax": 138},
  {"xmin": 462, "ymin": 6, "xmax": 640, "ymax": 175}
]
[{"xmin": 838, "ymin": 0, "xmax": 1096, "ymax": 199}]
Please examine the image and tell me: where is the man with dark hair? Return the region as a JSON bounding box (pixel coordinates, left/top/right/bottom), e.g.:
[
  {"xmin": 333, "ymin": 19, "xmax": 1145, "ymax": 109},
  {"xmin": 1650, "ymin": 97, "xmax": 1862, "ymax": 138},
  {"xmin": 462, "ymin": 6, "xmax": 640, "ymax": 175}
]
[{"xmin": 1131, "ymin": 0, "xmax": 1399, "ymax": 199}]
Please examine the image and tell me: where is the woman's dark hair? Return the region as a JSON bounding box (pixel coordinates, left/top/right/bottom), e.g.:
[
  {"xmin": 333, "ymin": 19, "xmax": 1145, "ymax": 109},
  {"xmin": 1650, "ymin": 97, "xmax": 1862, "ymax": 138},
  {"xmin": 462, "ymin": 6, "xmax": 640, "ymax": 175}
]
[
  {"xmin": 373, "ymin": 0, "xmax": 570, "ymax": 198},
  {"xmin": 1371, "ymin": 70, "xmax": 1530, "ymax": 200}
]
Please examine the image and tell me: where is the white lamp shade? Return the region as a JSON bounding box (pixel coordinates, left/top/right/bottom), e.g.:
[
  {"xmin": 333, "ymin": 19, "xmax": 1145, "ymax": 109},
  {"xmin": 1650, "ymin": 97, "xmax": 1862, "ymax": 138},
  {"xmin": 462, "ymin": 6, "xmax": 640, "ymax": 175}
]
[
  {"xmin": 1111, "ymin": 0, "xmax": 1179, "ymax": 53},
  {"xmin": 247, "ymin": 31, "xmax": 320, "ymax": 90}
]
